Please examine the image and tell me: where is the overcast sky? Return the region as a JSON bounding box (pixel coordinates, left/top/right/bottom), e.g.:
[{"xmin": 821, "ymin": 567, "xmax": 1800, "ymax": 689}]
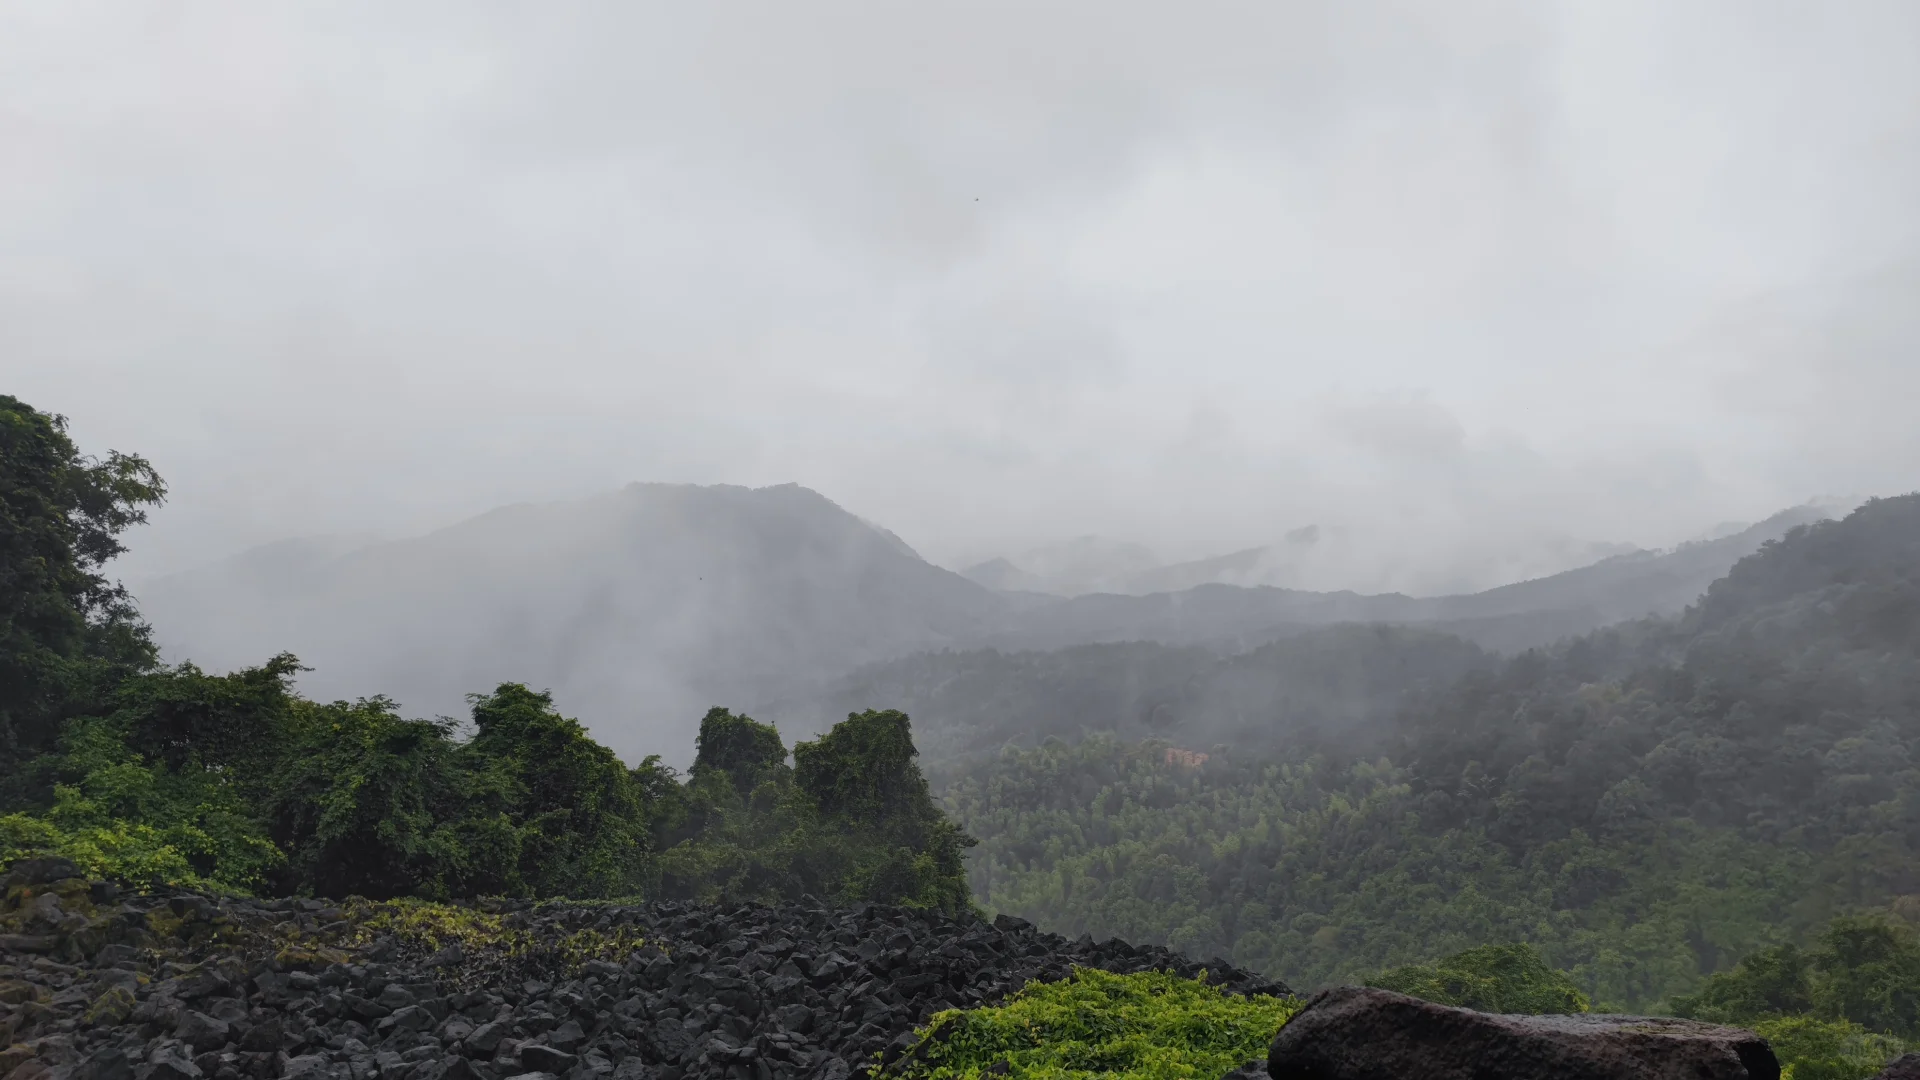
[{"xmin": 7, "ymin": 0, "xmax": 1919, "ymax": 582}]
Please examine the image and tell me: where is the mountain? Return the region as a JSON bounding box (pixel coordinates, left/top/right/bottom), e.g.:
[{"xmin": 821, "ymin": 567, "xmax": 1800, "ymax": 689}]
[
  {"xmin": 940, "ymin": 493, "xmax": 1920, "ymax": 1005},
  {"xmin": 766, "ymin": 503, "xmax": 1854, "ymax": 762},
  {"xmin": 135, "ymin": 483, "xmax": 1000, "ymax": 760},
  {"xmin": 959, "ymin": 536, "xmax": 1162, "ymax": 596},
  {"xmin": 774, "ymin": 625, "xmax": 1498, "ymax": 766},
  {"xmin": 967, "ymin": 502, "xmax": 1848, "ymax": 652},
  {"xmin": 138, "ymin": 484, "xmax": 1850, "ymax": 762}
]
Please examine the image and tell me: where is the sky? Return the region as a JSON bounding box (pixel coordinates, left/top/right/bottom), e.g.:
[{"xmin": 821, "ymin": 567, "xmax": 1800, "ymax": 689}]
[{"xmin": 6, "ymin": 0, "xmax": 1920, "ymax": 587}]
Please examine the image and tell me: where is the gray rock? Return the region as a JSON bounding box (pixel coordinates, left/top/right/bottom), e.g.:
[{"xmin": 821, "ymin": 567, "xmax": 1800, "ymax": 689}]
[
  {"xmin": 1268, "ymin": 987, "xmax": 1779, "ymax": 1080},
  {"xmin": 79, "ymin": 1047, "xmax": 136, "ymax": 1080},
  {"xmin": 517, "ymin": 1047, "xmax": 577, "ymax": 1075},
  {"xmin": 4, "ymin": 857, "xmax": 84, "ymax": 886},
  {"xmin": 546, "ymin": 1022, "xmax": 584, "ymax": 1053},
  {"xmin": 174, "ymin": 1011, "xmax": 232, "ymax": 1054},
  {"xmin": 284, "ymin": 1054, "xmax": 332, "ymax": 1080},
  {"xmin": 465, "ymin": 1024, "xmax": 508, "ymax": 1056},
  {"xmin": 139, "ymin": 1046, "xmax": 202, "ymax": 1080},
  {"xmin": 1877, "ymin": 1053, "xmax": 1920, "ymax": 1080}
]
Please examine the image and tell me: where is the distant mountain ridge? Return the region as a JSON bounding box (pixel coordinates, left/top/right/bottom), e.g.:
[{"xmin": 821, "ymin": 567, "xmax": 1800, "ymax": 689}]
[
  {"xmin": 136, "ymin": 483, "xmax": 1850, "ymax": 759},
  {"xmin": 138, "ymin": 483, "xmax": 1000, "ymax": 760}
]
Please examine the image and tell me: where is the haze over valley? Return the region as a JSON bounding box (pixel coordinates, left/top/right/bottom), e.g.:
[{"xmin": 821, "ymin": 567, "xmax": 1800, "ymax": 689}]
[
  {"xmin": 10, "ymin": 2, "xmax": 1920, "ymax": 1059},
  {"xmin": 132, "ymin": 481, "xmax": 1855, "ymax": 760}
]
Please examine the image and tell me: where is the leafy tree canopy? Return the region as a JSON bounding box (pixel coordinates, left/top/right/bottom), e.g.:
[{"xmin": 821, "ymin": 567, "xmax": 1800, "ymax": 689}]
[{"xmin": 0, "ymin": 396, "xmax": 164, "ymax": 760}]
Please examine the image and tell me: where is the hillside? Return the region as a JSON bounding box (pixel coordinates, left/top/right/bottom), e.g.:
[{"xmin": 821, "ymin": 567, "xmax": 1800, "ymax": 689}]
[
  {"xmin": 938, "ymin": 495, "xmax": 1920, "ymax": 1008},
  {"xmin": 136, "ymin": 483, "xmax": 1000, "ymax": 759},
  {"xmin": 139, "ymin": 484, "xmax": 1844, "ymax": 759},
  {"xmin": 773, "ymin": 626, "xmax": 1497, "ymax": 765},
  {"xmin": 967, "ymin": 504, "xmax": 1842, "ymax": 653}
]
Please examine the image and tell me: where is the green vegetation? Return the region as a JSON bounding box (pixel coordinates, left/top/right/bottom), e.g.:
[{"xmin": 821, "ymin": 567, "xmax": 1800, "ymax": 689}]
[
  {"xmin": 946, "ymin": 495, "xmax": 1920, "ymax": 1012},
  {"xmin": 1749, "ymin": 1016, "xmax": 1905, "ymax": 1080},
  {"xmin": 0, "ymin": 394, "xmax": 164, "ymax": 760},
  {"xmin": 885, "ymin": 968, "xmax": 1299, "ymax": 1080},
  {"xmin": 645, "ymin": 707, "xmax": 976, "ymax": 910},
  {"xmin": 1367, "ymin": 943, "xmax": 1589, "ymax": 1014},
  {"xmin": 0, "ymin": 396, "xmax": 974, "ymax": 910},
  {"xmin": 1673, "ymin": 917, "xmax": 1920, "ymax": 1038}
]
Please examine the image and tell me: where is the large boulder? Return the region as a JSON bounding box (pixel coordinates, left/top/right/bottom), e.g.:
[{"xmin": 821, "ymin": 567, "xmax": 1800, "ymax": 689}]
[
  {"xmin": 1874, "ymin": 1053, "xmax": 1920, "ymax": 1080},
  {"xmin": 1268, "ymin": 986, "xmax": 1779, "ymax": 1080}
]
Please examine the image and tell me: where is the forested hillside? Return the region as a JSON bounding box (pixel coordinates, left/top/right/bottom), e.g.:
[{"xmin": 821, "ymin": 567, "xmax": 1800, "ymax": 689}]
[
  {"xmin": 942, "ymin": 495, "xmax": 1920, "ymax": 1009},
  {"xmin": 785, "ymin": 626, "xmax": 1495, "ymax": 764},
  {"xmin": 0, "ymin": 395, "xmax": 971, "ymax": 913}
]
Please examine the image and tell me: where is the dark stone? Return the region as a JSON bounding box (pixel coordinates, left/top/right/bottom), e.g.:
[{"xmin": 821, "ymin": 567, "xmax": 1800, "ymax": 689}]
[
  {"xmin": 467, "ymin": 1023, "xmax": 509, "ymax": 1056},
  {"xmin": 175, "ymin": 1011, "xmax": 232, "ymax": 1053},
  {"xmin": 1267, "ymin": 987, "xmax": 1779, "ymax": 1080},
  {"xmin": 238, "ymin": 1019, "xmax": 282, "ymax": 1053},
  {"xmin": 1876, "ymin": 1054, "xmax": 1920, "ymax": 1080},
  {"xmin": 4, "ymin": 857, "xmax": 84, "ymax": 886},
  {"xmin": 142, "ymin": 1046, "xmax": 204, "ymax": 1080},
  {"xmin": 80, "ymin": 1046, "xmax": 137, "ymax": 1080},
  {"xmin": 519, "ymin": 1046, "xmax": 579, "ymax": 1074}
]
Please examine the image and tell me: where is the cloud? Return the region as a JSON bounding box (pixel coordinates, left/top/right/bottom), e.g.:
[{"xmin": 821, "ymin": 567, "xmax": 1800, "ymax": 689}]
[{"xmin": 3, "ymin": 0, "xmax": 1917, "ymax": 586}]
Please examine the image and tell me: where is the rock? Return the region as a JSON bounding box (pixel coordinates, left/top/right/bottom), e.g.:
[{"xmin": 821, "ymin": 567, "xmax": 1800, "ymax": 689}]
[
  {"xmin": 282, "ymin": 1055, "xmax": 330, "ymax": 1080},
  {"xmin": 384, "ymin": 1006, "xmax": 433, "ymax": 1033},
  {"xmin": 3, "ymin": 858, "xmax": 84, "ymax": 887},
  {"xmin": 518, "ymin": 1048, "xmax": 577, "ymax": 1075},
  {"xmin": 78, "ymin": 1046, "xmax": 137, "ymax": 1080},
  {"xmin": 1876, "ymin": 1054, "xmax": 1920, "ymax": 1080},
  {"xmin": 465, "ymin": 1023, "xmax": 508, "ymax": 1057},
  {"xmin": 176, "ymin": 1011, "xmax": 232, "ymax": 1053},
  {"xmin": 238, "ymin": 1019, "xmax": 282, "ymax": 1053},
  {"xmin": 546, "ymin": 1022, "xmax": 584, "ymax": 1053},
  {"xmin": 85, "ymin": 985, "xmax": 137, "ymax": 1026},
  {"xmin": 1268, "ymin": 987, "xmax": 1780, "ymax": 1080},
  {"xmin": 141, "ymin": 1045, "xmax": 203, "ymax": 1080}
]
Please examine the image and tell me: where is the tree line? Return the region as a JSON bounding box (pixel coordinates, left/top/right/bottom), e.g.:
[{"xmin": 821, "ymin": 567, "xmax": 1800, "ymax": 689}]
[{"xmin": 0, "ymin": 394, "xmax": 971, "ymax": 910}]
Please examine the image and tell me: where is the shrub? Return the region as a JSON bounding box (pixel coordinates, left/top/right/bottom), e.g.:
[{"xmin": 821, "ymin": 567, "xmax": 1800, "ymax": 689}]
[
  {"xmin": 1367, "ymin": 943, "xmax": 1590, "ymax": 1014},
  {"xmin": 887, "ymin": 967, "xmax": 1300, "ymax": 1080}
]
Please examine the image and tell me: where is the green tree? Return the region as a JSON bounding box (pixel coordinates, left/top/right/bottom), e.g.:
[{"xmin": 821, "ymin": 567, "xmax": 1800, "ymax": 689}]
[
  {"xmin": 461, "ymin": 684, "xmax": 650, "ymax": 897},
  {"xmin": 794, "ymin": 709, "xmax": 976, "ymax": 911},
  {"xmin": 270, "ymin": 695, "xmax": 480, "ymax": 900},
  {"xmin": 1368, "ymin": 943, "xmax": 1591, "ymax": 1014},
  {"xmin": 0, "ymin": 396, "xmax": 165, "ymax": 762},
  {"xmin": 691, "ymin": 707, "xmax": 788, "ymax": 797}
]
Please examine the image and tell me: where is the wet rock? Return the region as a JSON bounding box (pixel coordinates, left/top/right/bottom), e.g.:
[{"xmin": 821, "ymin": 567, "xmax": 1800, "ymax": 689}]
[
  {"xmin": 3, "ymin": 858, "xmax": 83, "ymax": 888},
  {"xmin": 518, "ymin": 1047, "xmax": 577, "ymax": 1074},
  {"xmin": 141, "ymin": 1045, "xmax": 203, "ymax": 1080},
  {"xmin": 1268, "ymin": 986, "xmax": 1779, "ymax": 1080},
  {"xmin": 2, "ymin": 868, "xmax": 1298, "ymax": 1080},
  {"xmin": 1875, "ymin": 1053, "xmax": 1920, "ymax": 1080}
]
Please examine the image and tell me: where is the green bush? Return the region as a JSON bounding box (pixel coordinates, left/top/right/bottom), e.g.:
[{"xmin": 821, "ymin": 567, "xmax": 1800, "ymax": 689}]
[
  {"xmin": 1674, "ymin": 917, "xmax": 1920, "ymax": 1039},
  {"xmin": 1753, "ymin": 1015, "xmax": 1906, "ymax": 1080},
  {"xmin": 887, "ymin": 967, "xmax": 1300, "ymax": 1080},
  {"xmin": 1367, "ymin": 943, "xmax": 1590, "ymax": 1014}
]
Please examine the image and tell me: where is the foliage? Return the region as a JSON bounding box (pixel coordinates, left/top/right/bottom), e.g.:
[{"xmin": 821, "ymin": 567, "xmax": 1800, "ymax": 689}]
[
  {"xmin": 692, "ymin": 707, "xmax": 789, "ymax": 796},
  {"xmin": 1367, "ymin": 943, "xmax": 1589, "ymax": 1014},
  {"xmin": 1674, "ymin": 917, "xmax": 1920, "ymax": 1040},
  {"xmin": 1751, "ymin": 1016, "xmax": 1906, "ymax": 1080},
  {"xmin": 885, "ymin": 967, "xmax": 1300, "ymax": 1080},
  {"xmin": 460, "ymin": 684, "xmax": 653, "ymax": 898},
  {"xmin": 652, "ymin": 708, "xmax": 976, "ymax": 912},
  {"xmin": 942, "ymin": 495, "xmax": 1920, "ymax": 1008},
  {"xmin": 0, "ymin": 395, "xmax": 165, "ymax": 762}
]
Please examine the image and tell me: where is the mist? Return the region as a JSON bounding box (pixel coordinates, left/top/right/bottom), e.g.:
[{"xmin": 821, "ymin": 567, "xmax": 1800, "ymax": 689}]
[{"xmin": 5, "ymin": 1, "xmax": 1917, "ymax": 586}]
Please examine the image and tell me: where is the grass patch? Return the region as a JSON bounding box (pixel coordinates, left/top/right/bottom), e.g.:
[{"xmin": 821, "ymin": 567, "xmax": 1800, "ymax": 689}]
[{"xmin": 884, "ymin": 968, "xmax": 1301, "ymax": 1080}]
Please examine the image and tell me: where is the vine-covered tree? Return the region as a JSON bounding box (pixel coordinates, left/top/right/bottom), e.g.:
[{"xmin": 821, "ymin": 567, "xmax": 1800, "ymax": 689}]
[{"xmin": 0, "ymin": 396, "xmax": 165, "ymax": 761}]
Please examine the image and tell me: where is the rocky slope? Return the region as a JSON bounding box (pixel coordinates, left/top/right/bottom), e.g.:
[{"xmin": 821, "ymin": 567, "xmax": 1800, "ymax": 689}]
[{"xmin": 0, "ymin": 860, "xmax": 1287, "ymax": 1080}]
